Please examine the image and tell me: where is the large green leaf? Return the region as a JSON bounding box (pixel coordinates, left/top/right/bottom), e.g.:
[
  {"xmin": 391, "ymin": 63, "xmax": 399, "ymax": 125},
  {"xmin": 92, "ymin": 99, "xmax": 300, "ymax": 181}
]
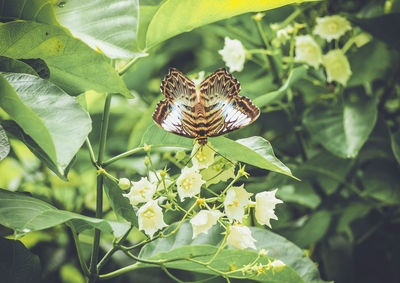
[
  {"xmin": 0, "ymin": 72, "xmax": 91, "ymax": 179},
  {"xmin": 0, "ymin": 21, "xmax": 131, "ymax": 97},
  {"xmin": 0, "ymin": 238, "xmax": 40, "ymax": 283},
  {"xmin": 55, "ymin": 0, "xmax": 146, "ymax": 59},
  {"xmin": 0, "ymin": 0, "xmax": 58, "ymax": 25},
  {"xmin": 141, "ymin": 125, "xmax": 295, "ymax": 178},
  {"xmin": 253, "ymin": 66, "xmax": 308, "ymax": 107},
  {"xmin": 145, "ymin": 0, "xmax": 317, "ymax": 48},
  {"xmin": 303, "ymin": 96, "xmax": 377, "ymax": 158},
  {"xmin": 134, "ymin": 221, "xmax": 326, "ymax": 283},
  {"xmin": 0, "ymin": 56, "xmax": 39, "ymax": 76},
  {"xmin": 0, "ymin": 124, "xmax": 10, "ymax": 161},
  {"xmin": 104, "ymin": 176, "xmax": 138, "ymax": 226},
  {"xmin": 348, "ymin": 13, "xmax": 400, "ymax": 51},
  {"xmin": 0, "ymin": 189, "xmax": 130, "ymax": 237}
]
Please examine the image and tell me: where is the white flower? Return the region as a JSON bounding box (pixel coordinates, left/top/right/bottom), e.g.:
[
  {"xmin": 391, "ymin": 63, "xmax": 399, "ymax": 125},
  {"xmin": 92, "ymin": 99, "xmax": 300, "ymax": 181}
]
[
  {"xmin": 314, "ymin": 15, "xmax": 352, "ymax": 42},
  {"xmin": 224, "ymin": 184, "xmax": 253, "ymax": 222},
  {"xmin": 267, "ymin": 259, "xmax": 286, "ymax": 272},
  {"xmin": 137, "ymin": 199, "xmax": 167, "ymax": 238},
  {"xmin": 255, "ymin": 189, "xmax": 283, "ymax": 228},
  {"xmin": 190, "ymin": 210, "xmax": 223, "ymax": 238},
  {"xmin": 149, "ymin": 170, "xmax": 173, "ymax": 191},
  {"xmin": 218, "ymin": 37, "xmax": 246, "ymax": 72},
  {"xmin": 322, "ymin": 49, "xmax": 352, "ymax": 85},
  {"xmin": 176, "ymin": 166, "xmax": 205, "ymax": 201},
  {"xmin": 277, "ymin": 25, "xmax": 294, "ymax": 42},
  {"xmin": 123, "ymin": 177, "xmax": 156, "ymax": 206},
  {"xmin": 294, "ymin": 35, "xmax": 322, "ymax": 68},
  {"xmin": 191, "ymin": 143, "xmax": 215, "ymax": 169},
  {"xmin": 227, "ymin": 225, "xmax": 256, "ymax": 250}
]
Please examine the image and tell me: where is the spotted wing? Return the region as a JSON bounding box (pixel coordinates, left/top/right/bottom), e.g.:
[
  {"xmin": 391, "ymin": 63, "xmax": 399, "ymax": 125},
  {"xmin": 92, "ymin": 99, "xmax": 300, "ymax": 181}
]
[
  {"xmin": 152, "ymin": 68, "xmax": 198, "ymax": 138},
  {"xmin": 199, "ymin": 68, "xmax": 260, "ymax": 137}
]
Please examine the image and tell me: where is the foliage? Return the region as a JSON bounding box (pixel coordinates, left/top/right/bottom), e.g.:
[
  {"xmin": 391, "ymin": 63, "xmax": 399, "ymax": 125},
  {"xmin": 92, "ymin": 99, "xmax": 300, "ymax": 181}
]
[{"xmin": 1, "ymin": 0, "xmax": 400, "ymax": 283}]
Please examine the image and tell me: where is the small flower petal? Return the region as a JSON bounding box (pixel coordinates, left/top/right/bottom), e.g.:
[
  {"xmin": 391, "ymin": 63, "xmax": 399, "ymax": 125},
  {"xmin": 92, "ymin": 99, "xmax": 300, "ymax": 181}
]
[
  {"xmin": 294, "ymin": 35, "xmax": 322, "ymax": 68},
  {"xmin": 314, "ymin": 15, "xmax": 352, "ymax": 42},
  {"xmin": 123, "ymin": 177, "xmax": 156, "ymax": 206},
  {"xmin": 227, "ymin": 225, "xmax": 256, "ymax": 250},
  {"xmin": 255, "ymin": 189, "xmax": 283, "ymax": 228},
  {"xmin": 224, "ymin": 184, "xmax": 253, "ymax": 222},
  {"xmin": 190, "ymin": 210, "xmax": 223, "ymax": 238},
  {"xmin": 322, "ymin": 49, "xmax": 352, "ymax": 85},
  {"xmin": 176, "ymin": 166, "xmax": 205, "ymax": 201},
  {"xmin": 191, "ymin": 143, "xmax": 215, "ymax": 170},
  {"xmin": 137, "ymin": 199, "xmax": 167, "ymax": 238},
  {"xmin": 218, "ymin": 37, "xmax": 246, "ymax": 72}
]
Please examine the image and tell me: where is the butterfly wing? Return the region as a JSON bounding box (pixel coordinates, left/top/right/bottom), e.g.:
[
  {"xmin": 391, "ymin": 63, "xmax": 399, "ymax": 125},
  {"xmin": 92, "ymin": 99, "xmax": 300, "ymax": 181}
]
[
  {"xmin": 152, "ymin": 68, "xmax": 198, "ymax": 138},
  {"xmin": 199, "ymin": 68, "xmax": 260, "ymax": 137}
]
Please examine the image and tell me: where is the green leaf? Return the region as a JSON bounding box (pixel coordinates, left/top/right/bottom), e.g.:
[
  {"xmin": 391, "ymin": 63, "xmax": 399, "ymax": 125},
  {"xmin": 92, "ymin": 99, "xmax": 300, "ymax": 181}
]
[
  {"xmin": 277, "ymin": 182, "xmax": 321, "ymax": 209},
  {"xmin": 0, "ymin": 56, "xmax": 39, "ymax": 76},
  {"xmin": 0, "ymin": 188, "xmax": 130, "ymax": 237},
  {"xmin": 0, "ymin": 0, "xmax": 58, "ymax": 25},
  {"xmin": 137, "ymin": 221, "xmax": 326, "ymax": 283},
  {"xmin": 103, "ymin": 176, "xmax": 138, "ymax": 226},
  {"xmin": 280, "ymin": 210, "xmax": 331, "ymax": 248},
  {"xmin": 389, "ymin": 129, "xmax": 400, "ymax": 165},
  {"xmin": 0, "ymin": 124, "xmax": 10, "ymax": 161},
  {"xmin": 0, "ymin": 72, "xmax": 91, "ymax": 179},
  {"xmin": 253, "ymin": 66, "xmax": 308, "ymax": 107},
  {"xmin": 348, "ymin": 13, "xmax": 400, "ymax": 51},
  {"xmin": 145, "ymin": 0, "xmax": 317, "ymax": 48},
  {"xmin": 347, "ymin": 41, "xmax": 391, "ymax": 86},
  {"xmin": 55, "ymin": 0, "xmax": 146, "ymax": 59},
  {"xmin": 0, "ymin": 21, "xmax": 131, "ymax": 97},
  {"xmin": 141, "ymin": 125, "xmax": 295, "ymax": 178},
  {"xmin": 336, "ymin": 203, "xmax": 371, "ymax": 240},
  {"xmin": 303, "ymin": 95, "xmax": 377, "ymax": 158},
  {"xmin": 0, "ymin": 238, "xmax": 40, "ymax": 283}
]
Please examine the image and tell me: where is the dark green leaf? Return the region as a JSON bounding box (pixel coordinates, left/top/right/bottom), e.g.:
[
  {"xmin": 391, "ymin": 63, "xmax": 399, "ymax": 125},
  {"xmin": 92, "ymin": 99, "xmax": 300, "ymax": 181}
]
[
  {"xmin": 254, "ymin": 66, "xmax": 308, "ymax": 107},
  {"xmin": 141, "ymin": 125, "xmax": 295, "ymax": 178},
  {"xmin": 0, "ymin": 72, "xmax": 91, "ymax": 179},
  {"xmin": 0, "ymin": 0, "xmax": 58, "ymax": 25},
  {"xmin": 0, "ymin": 56, "xmax": 38, "ymax": 76},
  {"xmin": 389, "ymin": 129, "xmax": 400, "ymax": 165},
  {"xmin": 55, "ymin": 0, "xmax": 146, "ymax": 59},
  {"xmin": 0, "ymin": 237, "xmax": 40, "ymax": 283},
  {"xmin": 0, "ymin": 189, "xmax": 130, "ymax": 237},
  {"xmin": 0, "ymin": 21, "xmax": 131, "ymax": 97},
  {"xmin": 0, "ymin": 124, "xmax": 10, "ymax": 161},
  {"xmin": 348, "ymin": 13, "xmax": 400, "ymax": 51},
  {"xmin": 303, "ymin": 95, "xmax": 377, "ymax": 158},
  {"xmin": 103, "ymin": 176, "xmax": 138, "ymax": 226}
]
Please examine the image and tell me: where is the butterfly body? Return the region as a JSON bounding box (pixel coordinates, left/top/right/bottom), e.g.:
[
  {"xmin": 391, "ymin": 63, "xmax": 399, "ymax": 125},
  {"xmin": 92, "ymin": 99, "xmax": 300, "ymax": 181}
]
[{"xmin": 153, "ymin": 68, "xmax": 260, "ymax": 144}]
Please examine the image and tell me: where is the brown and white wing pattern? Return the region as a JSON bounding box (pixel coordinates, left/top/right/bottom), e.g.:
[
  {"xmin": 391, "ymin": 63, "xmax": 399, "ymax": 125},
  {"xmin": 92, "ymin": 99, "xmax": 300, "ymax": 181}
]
[
  {"xmin": 199, "ymin": 68, "xmax": 260, "ymax": 137},
  {"xmin": 152, "ymin": 68, "xmax": 198, "ymax": 138}
]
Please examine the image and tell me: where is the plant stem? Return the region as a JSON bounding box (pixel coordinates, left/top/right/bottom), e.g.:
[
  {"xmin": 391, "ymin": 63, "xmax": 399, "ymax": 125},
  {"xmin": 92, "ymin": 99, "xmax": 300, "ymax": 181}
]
[
  {"xmin": 86, "ymin": 138, "xmax": 97, "ymax": 167},
  {"xmin": 70, "ymin": 225, "xmax": 90, "ymax": 276},
  {"xmin": 103, "ymin": 147, "xmax": 145, "ymax": 167},
  {"xmin": 88, "ymin": 93, "xmax": 112, "ymax": 283}
]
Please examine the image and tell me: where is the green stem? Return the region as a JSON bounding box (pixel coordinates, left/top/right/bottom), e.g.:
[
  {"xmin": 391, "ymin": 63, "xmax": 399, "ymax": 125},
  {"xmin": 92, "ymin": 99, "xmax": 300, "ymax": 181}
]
[
  {"xmin": 118, "ymin": 53, "xmax": 148, "ymax": 76},
  {"xmin": 103, "ymin": 147, "xmax": 145, "ymax": 167},
  {"xmin": 86, "ymin": 138, "xmax": 97, "ymax": 168},
  {"xmin": 88, "ymin": 93, "xmax": 112, "ymax": 283},
  {"xmin": 70, "ymin": 225, "xmax": 90, "ymax": 276},
  {"xmin": 255, "ymin": 20, "xmax": 282, "ymax": 85}
]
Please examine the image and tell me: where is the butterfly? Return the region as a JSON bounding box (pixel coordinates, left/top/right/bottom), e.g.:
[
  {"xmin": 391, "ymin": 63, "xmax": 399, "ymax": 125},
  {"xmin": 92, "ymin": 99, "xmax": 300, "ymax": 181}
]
[{"xmin": 152, "ymin": 68, "xmax": 260, "ymax": 145}]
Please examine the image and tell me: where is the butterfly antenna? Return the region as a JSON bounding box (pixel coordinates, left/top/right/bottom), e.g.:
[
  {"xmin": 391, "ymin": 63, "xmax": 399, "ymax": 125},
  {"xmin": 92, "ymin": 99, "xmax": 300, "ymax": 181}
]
[{"xmin": 205, "ymin": 144, "xmax": 236, "ymax": 166}]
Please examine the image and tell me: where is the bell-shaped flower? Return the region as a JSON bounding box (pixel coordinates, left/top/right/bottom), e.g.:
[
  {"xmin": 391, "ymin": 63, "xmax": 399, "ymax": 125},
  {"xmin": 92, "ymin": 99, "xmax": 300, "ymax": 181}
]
[
  {"xmin": 191, "ymin": 143, "xmax": 215, "ymax": 169},
  {"xmin": 123, "ymin": 177, "xmax": 156, "ymax": 206},
  {"xmin": 190, "ymin": 210, "xmax": 223, "ymax": 238},
  {"xmin": 314, "ymin": 15, "xmax": 352, "ymax": 42},
  {"xmin": 227, "ymin": 225, "xmax": 256, "ymax": 250},
  {"xmin": 218, "ymin": 37, "xmax": 246, "ymax": 72},
  {"xmin": 224, "ymin": 185, "xmax": 253, "ymax": 223},
  {"xmin": 176, "ymin": 166, "xmax": 205, "ymax": 201},
  {"xmin": 137, "ymin": 199, "xmax": 167, "ymax": 238},
  {"xmin": 255, "ymin": 189, "xmax": 283, "ymax": 228},
  {"xmin": 294, "ymin": 35, "xmax": 322, "ymax": 68},
  {"xmin": 322, "ymin": 49, "xmax": 352, "ymax": 85}
]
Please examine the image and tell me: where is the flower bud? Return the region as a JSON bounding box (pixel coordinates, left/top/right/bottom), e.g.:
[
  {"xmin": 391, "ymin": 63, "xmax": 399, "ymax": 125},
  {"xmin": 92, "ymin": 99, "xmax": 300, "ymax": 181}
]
[{"xmin": 118, "ymin": 178, "xmax": 131, "ymax": 190}]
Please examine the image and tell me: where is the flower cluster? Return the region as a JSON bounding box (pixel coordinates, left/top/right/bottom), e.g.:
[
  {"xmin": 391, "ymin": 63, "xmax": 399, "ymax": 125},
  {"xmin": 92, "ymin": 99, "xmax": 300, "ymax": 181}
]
[
  {"xmin": 119, "ymin": 141, "xmax": 283, "ymax": 250},
  {"xmin": 294, "ymin": 15, "xmax": 353, "ymax": 85}
]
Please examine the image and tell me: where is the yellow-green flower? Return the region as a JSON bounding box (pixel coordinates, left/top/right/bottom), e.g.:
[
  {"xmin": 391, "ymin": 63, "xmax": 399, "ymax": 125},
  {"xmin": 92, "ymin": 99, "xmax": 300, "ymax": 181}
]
[
  {"xmin": 322, "ymin": 49, "xmax": 352, "ymax": 85},
  {"xmin": 294, "ymin": 35, "xmax": 322, "ymax": 69},
  {"xmin": 314, "ymin": 15, "xmax": 352, "ymax": 42}
]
